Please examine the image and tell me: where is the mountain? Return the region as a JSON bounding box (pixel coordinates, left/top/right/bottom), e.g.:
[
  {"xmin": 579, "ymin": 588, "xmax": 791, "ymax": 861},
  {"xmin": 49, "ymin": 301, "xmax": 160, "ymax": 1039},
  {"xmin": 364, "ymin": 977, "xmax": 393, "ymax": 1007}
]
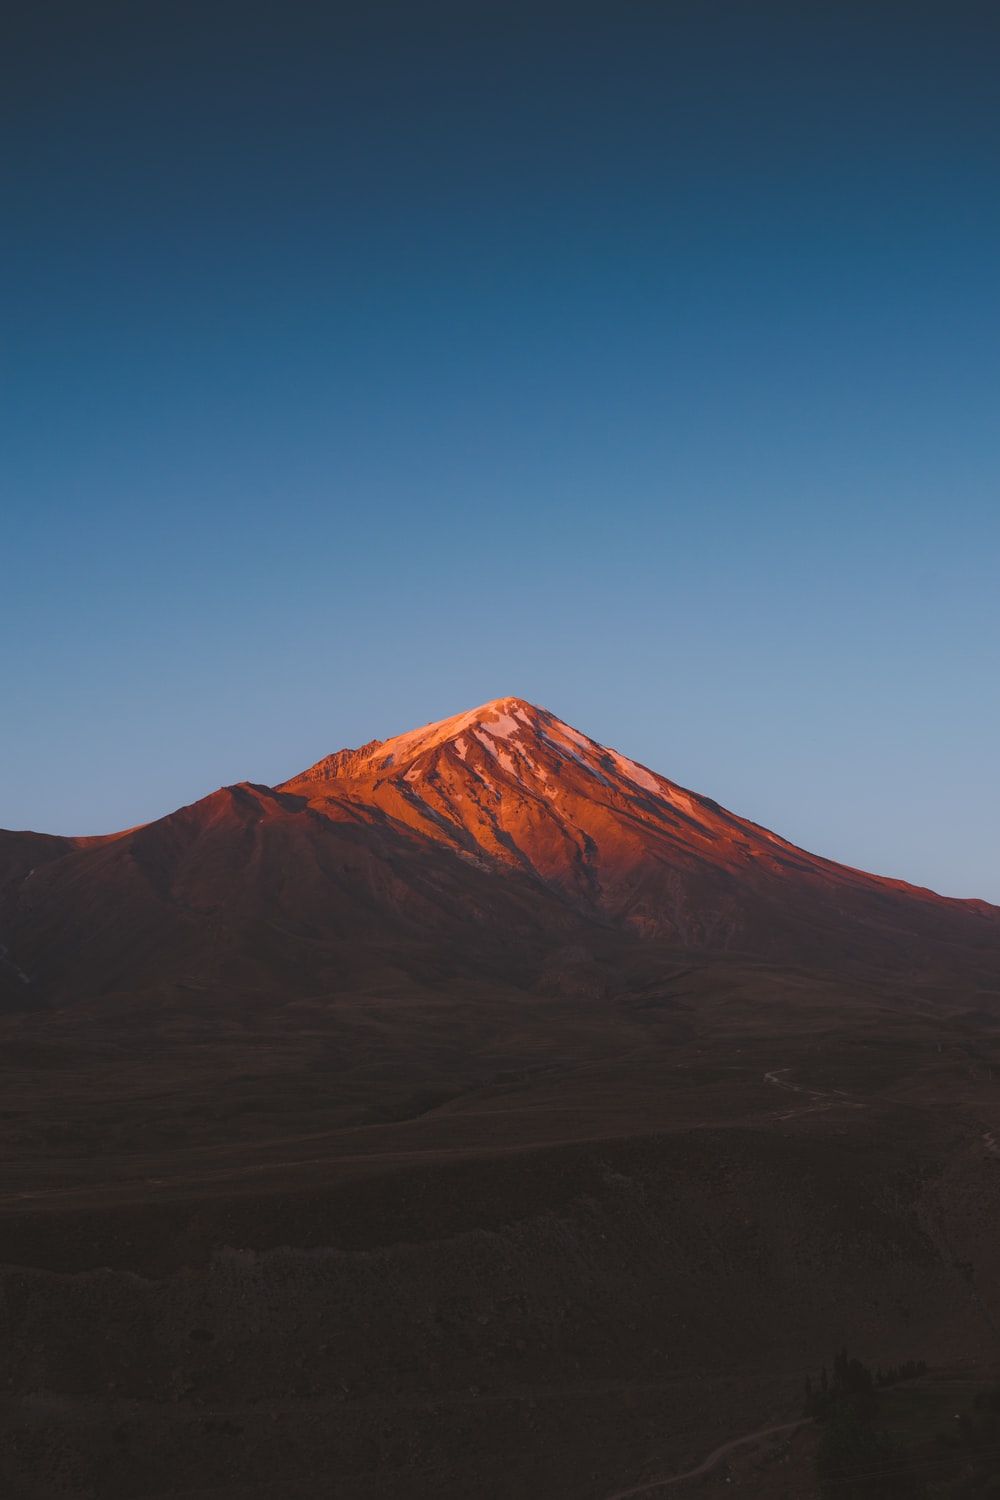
[
  {"xmin": 5, "ymin": 701, "xmax": 1000, "ymax": 1500},
  {"xmin": 1, "ymin": 696, "xmax": 998, "ymax": 1010},
  {"xmin": 282, "ymin": 695, "xmax": 998, "ymax": 958}
]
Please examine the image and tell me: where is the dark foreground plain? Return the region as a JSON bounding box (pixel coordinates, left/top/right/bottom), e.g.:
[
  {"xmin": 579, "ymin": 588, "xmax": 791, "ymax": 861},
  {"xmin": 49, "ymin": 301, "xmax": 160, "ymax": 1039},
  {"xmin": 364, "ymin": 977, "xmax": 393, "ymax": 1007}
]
[
  {"xmin": 3, "ymin": 702, "xmax": 1000, "ymax": 1497},
  {"xmin": 5, "ymin": 958, "xmax": 1000, "ymax": 1497}
]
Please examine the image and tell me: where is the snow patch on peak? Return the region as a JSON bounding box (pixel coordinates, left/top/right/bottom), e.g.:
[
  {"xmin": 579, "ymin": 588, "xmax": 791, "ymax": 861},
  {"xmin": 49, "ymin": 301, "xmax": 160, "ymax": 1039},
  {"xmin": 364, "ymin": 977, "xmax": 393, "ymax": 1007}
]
[
  {"xmin": 534, "ymin": 724, "xmax": 614, "ymax": 789},
  {"xmin": 480, "ymin": 711, "xmax": 520, "ymax": 741},
  {"xmin": 609, "ymin": 751, "xmax": 661, "ymax": 796},
  {"xmin": 547, "ymin": 719, "xmax": 595, "ymax": 753},
  {"xmin": 666, "ymin": 786, "xmax": 698, "ymax": 818}
]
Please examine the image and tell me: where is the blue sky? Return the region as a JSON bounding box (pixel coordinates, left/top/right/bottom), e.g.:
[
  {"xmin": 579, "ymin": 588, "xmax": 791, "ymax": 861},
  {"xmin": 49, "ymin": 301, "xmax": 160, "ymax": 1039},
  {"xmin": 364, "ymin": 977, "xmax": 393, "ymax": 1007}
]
[{"xmin": 4, "ymin": 1, "xmax": 999, "ymax": 900}]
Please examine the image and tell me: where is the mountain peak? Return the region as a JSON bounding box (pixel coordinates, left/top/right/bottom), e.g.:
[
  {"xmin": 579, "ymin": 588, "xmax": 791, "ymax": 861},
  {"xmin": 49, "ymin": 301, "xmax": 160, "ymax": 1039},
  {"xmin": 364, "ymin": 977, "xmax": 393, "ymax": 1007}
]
[
  {"xmin": 479, "ymin": 695, "xmax": 541, "ymax": 717},
  {"xmin": 278, "ymin": 696, "xmax": 899, "ymax": 921},
  {"xmin": 279, "ymin": 696, "xmax": 690, "ymax": 836},
  {"xmin": 283, "ymin": 698, "xmax": 552, "ymax": 787}
]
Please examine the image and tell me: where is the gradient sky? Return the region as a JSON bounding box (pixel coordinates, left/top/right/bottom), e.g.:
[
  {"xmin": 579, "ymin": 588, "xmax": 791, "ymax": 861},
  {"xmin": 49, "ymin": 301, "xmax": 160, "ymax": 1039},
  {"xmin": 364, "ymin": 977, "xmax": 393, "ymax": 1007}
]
[{"xmin": 4, "ymin": 1, "xmax": 999, "ymax": 901}]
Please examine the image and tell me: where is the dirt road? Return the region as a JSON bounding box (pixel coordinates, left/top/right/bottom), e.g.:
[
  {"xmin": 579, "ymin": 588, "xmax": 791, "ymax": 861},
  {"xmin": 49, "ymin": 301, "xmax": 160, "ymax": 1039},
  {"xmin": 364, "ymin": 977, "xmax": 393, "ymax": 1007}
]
[{"xmin": 605, "ymin": 1417, "xmax": 809, "ymax": 1497}]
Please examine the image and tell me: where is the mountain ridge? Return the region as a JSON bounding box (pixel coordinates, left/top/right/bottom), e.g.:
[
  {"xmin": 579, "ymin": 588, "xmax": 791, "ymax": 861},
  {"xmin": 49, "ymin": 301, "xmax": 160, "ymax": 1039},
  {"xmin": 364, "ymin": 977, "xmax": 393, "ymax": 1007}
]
[{"xmin": 1, "ymin": 696, "xmax": 997, "ymax": 1011}]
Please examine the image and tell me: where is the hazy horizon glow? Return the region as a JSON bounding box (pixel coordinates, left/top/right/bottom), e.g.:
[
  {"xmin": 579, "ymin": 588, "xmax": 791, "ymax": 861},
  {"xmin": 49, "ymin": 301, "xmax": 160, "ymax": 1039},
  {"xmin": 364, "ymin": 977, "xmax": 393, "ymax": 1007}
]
[{"xmin": 4, "ymin": 2, "xmax": 999, "ymax": 901}]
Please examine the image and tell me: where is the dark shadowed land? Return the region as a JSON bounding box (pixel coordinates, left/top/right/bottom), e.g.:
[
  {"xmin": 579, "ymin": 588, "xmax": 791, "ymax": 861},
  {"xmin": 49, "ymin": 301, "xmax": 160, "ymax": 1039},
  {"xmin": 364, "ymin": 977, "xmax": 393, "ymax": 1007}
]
[{"xmin": 2, "ymin": 701, "xmax": 999, "ymax": 1497}]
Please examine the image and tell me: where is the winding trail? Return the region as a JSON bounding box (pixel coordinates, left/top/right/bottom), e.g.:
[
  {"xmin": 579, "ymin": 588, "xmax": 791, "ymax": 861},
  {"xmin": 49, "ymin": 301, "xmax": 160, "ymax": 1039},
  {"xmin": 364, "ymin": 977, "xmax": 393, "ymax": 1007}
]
[
  {"xmin": 605, "ymin": 1417, "xmax": 809, "ymax": 1497},
  {"xmin": 764, "ymin": 1066, "xmax": 863, "ymax": 1120}
]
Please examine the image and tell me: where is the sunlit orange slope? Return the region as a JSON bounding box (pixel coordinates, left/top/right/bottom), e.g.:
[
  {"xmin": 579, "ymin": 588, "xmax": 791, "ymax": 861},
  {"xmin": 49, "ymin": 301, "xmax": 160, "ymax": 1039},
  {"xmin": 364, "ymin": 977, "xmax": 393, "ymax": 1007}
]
[{"xmin": 279, "ymin": 696, "xmax": 998, "ymax": 952}]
